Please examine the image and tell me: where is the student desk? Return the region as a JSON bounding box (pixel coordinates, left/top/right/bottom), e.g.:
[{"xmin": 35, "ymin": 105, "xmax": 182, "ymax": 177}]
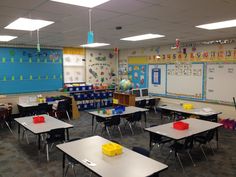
[
  {"xmin": 87, "ymin": 106, "xmax": 149, "ymax": 133},
  {"xmin": 15, "ymin": 114, "xmax": 73, "ymax": 151},
  {"xmin": 158, "ymin": 104, "xmax": 221, "ymax": 122},
  {"xmin": 135, "ymin": 96, "xmax": 159, "ymax": 102},
  {"xmin": 17, "ymin": 101, "xmax": 55, "ymax": 116},
  {"xmin": 57, "ymin": 136, "xmax": 168, "ymax": 177},
  {"xmin": 145, "ymin": 118, "xmax": 222, "ymax": 148}
]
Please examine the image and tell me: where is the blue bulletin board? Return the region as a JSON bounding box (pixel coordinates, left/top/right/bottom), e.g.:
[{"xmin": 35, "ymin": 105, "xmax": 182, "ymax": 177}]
[
  {"xmin": 128, "ymin": 64, "xmax": 148, "ymax": 89},
  {"xmin": 0, "ymin": 47, "xmax": 63, "ymax": 94}
]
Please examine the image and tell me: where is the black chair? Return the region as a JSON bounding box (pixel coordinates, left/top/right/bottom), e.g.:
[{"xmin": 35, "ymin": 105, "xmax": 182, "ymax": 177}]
[
  {"xmin": 45, "ymin": 128, "xmax": 66, "ymax": 161},
  {"xmin": 149, "ymin": 124, "xmax": 172, "ymax": 151},
  {"xmin": 165, "ymin": 137, "xmax": 195, "ymax": 171},
  {"xmin": 54, "ymin": 100, "xmax": 71, "ymax": 120},
  {"xmin": 194, "ymin": 129, "xmax": 216, "ymax": 160},
  {"xmin": 94, "ymin": 116, "xmax": 106, "ymax": 134},
  {"xmin": 37, "ymin": 103, "xmax": 49, "ymax": 115},
  {"xmin": 0, "ymin": 108, "xmax": 13, "ymax": 134},
  {"xmin": 103, "ymin": 115, "xmax": 122, "ymax": 138},
  {"xmin": 64, "ymin": 138, "xmax": 81, "ymax": 177},
  {"xmin": 125, "ymin": 111, "xmax": 143, "ymax": 135},
  {"xmin": 145, "ymin": 98, "xmax": 159, "ymax": 113},
  {"xmin": 132, "ymin": 146, "xmax": 150, "ymax": 157}
]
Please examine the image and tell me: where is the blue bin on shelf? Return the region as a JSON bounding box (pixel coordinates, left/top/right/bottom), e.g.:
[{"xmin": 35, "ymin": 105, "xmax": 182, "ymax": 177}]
[
  {"xmin": 94, "ymin": 93, "xmax": 101, "ymax": 99},
  {"xmin": 78, "ymin": 104, "xmax": 84, "ymax": 110},
  {"xmin": 101, "ymin": 92, "xmax": 108, "ymax": 98},
  {"xmin": 88, "ymin": 93, "xmax": 94, "ymax": 99},
  {"xmin": 79, "ymin": 86, "xmax": 86, "ymax": 91},
  {"xmin": 108, "ymin": 92, "xmax": 113, "ymax": 97},
  {"xmin": 68, "ymin": 87, "xmax": 74, "ymax": 92},
  {"xmin": 75, "ymin": 87, "xmax": 80, "ymax": 91},
  {"xmin": 83, "ymin": 94, "xmax": 88, "ymax": 99},
  {"xmin": 86, "ymin": 85, "xmax": 93, "ymax": 90}
]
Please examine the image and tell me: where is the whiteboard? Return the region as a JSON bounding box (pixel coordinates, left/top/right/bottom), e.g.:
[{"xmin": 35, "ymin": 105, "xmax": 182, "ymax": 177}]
[
  {"xmin": 206, "ymin": 63, "xmax": 236, "ymax": 103},
  {"xmin": 148, "ymin": 64, "xmax": 166, "ymax": 95},
  {"xmin": 166, "ymin": 63, "xmax": 204, "ymax": 99}
]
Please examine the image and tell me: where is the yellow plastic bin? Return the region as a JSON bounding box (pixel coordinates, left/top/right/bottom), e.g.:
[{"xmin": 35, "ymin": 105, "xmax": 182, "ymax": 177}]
[{"xmin": 102, "ymin": 143, "xmax": 123, "ymax": 156}]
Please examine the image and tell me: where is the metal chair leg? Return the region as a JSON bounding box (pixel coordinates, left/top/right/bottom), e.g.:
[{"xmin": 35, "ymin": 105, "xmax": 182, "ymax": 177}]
[
  {"xmin": 72, "ymin": 165, "xmax": 77, "ymax": 177},
  {"xmin": 46, "ymin": 144, "xmax": 50, "ymax": 161},
  {"xmin": 5, "ymin": 121, "xmax": 14, "ymax": 135},
  {"xmin": 200, "ymin": 145, "xmax": 208, "ymax": 161},
  {"xmin": 117, "ymin": 126, "xmax": 123, "ymax": 138},
  {"xmin": 64, "ymin": 164, "xmax": 70, "ymax": 177},
  {"xmin": 66, "ymin": 111, "xmax": 71, "ymax": 121},
  {"xmin": 208, "ymin": 142, "xmax": 215, "ymax": 155},
  {"xmin": 105, "ymin": 127, "xmax": 111, "ymax": 138},
  {"xmin": 128, "ymin": 122, "xmax": 134, "ymax": 135},
  {"xmin": 176, "ymin": 153, "xmax": 185, "ymax": 172},
  {"xmin": 187, "ymin": 150, "xmax": 196, "ymax": 167}
]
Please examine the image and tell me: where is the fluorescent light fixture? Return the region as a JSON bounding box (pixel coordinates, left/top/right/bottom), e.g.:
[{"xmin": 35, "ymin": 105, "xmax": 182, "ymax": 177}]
[
  {"xmin": 196, "ymin": 19, "xmax": 236, "ymax": 30},
  {"xmin": 50, "ymin": 0, "xmax": 110, "ymax": 8},
  {"xmin": 5, "ymin": 18, "xmax": 54, "ymax": 31},
  {"xmin": 121, "ymin": 33, "xmax": 165, "ymax": 41},
  {"xmin": 80, "ymin": 43, "xmax": 110, "ymax": 48},
  {"xmin": 0, "ymin": 35, "xmax": 17, "ymax": 42}
]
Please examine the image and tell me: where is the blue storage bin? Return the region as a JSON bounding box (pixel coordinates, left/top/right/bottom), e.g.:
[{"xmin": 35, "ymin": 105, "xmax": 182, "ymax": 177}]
[
  {"xmin": 78, "ymin": 104, "xmax": 83, "ymax": 110},
  {"xmin": 108, "ymin": 92, "xmax": 113, "ymax": 97},
  {"xmin": 75, "ymin": 87, "xmax": 80, "ymax": 91},
  {"xmin": 83, "ymin": 104, "xmax": 88, "ymax": 109},
  {"xmin": 94, "ymin": 93, "xmax": 101, "ymax": 99},
  {"xmin": 86, "ymin": 85, "xmax": 93, "ymax": 90},
  {"xmin": 79, "ymin": 86, "xmax": 86, "ymax": 91},
  {"xmin": 68, "ymin": 87, "xmax": 74, "ymax": 92},
  {"xmin": 90, "ymin": 93, "xmax": 94, "ymax": 99},
  {"xmin": 83, "ymin": 94, "xmax": 88, "ymax": 99},
  {"xmin": 101, "ymin": 92, "xmax": 108, "ymax": 98}
]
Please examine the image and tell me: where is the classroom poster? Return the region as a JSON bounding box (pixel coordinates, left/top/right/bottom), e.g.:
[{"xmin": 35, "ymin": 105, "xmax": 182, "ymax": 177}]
[{"xmin": 128, "ymin": 64, "xmax": 148, "ymax": 89}]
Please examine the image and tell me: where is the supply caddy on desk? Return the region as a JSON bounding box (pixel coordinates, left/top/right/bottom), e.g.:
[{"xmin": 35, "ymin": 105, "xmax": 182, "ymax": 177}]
[
  {"xmin": 33, "ymin": 116, "xmax": 45, "ymax": 124},
  {"xmin": 173, "ymin": 121, "xmax": 189, "ymax": 130},
  {"xmin": 182, "ymin": 103, "xmax": 193, "ymax": 110},
  {"xmin": 102, "ymin": 142, "xmax": 123, "ymax": 156}
]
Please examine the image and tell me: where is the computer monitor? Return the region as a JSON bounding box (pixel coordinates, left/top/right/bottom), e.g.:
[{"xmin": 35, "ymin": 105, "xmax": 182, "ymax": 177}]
[
  {"xmin": 132, "ymin": 89, "xmax": 141, "ymax": 97},
  {"xmin": 141, "ymin": 88, "xmax": 149, "ymax": 97}
]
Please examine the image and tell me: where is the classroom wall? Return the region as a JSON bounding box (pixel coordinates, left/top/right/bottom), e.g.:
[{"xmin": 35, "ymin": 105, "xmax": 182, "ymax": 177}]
[
  {"xmin": 119, "ymin": 42, "xmax": 236, "ymax": 120},
  {"xmin": 86, "ymin": 49, "xmax": 118, "ymax": 85}
]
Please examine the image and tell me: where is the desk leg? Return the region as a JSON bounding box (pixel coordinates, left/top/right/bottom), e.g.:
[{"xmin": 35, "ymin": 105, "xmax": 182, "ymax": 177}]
[
  {"xmin": 92, "ymin": 115, "xmax": 94, "ymax": 134},
  {"xmin": 66, "ymin": 129, "xmax": 70, "ymax": 141},
  {"xmin": 216, "ymin": 128, "xmax": 219, "ymax": 149},
  {"xmin": 38, "ymin": 134, "xmax": 41, "ymax": 151},
  {"xmin": 62, "ymin": 152, "xmax": 65, "ymax": 177},
  {"xmin": 144, "ymin": 112, "xmax": 147, "ymax": 127},
  {"xmin": 17, "ymin": 124, "xmax": 21, "ymax": 141},
  {"xmin": 149, "ymin": 133, "xmax": 152, "ymax": 151}
]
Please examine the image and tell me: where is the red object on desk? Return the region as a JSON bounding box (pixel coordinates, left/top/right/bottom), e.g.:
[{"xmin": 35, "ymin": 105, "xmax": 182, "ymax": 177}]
[
  {"xmin": 33, "ymin": 116, "xmax": 45, "ymax": 123},
  {"xmin": 173, "ymin": 121, "xmax": 189, "ymax": 130}
]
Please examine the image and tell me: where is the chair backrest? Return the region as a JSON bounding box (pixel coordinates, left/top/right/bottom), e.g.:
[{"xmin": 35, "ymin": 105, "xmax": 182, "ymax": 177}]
[
  {"xmin": 149, "ymin": 124, "xmax": 163, "ymax": 143},
  {"xmin": 104, "ymin": 115, "xmax": 121, "ymax": 126},
  {"xmin": 47, "ymin": 128, "xmax": 65, "ymax": 142},
  {"xmin": 184, "ymin": 136, "xmax": 194, "ymax": 149},
  {"xmin": 96, "ymin": 116, "xmax": 105, "ymax": 123},
  {"xmin": 206, "ymin": 129, "xmax": 215, "ymax": 142},
  {"xmin": 132, "ymin": 146, "xmax": 150, "ymax": 157},
  {"xmin": 0, "ymin": 108, "xmax": 9, "ymax": 122},
  {"xmin": 140, "ymin": 100, "xmax": 146, "ymax": 107},
  {"xmin": 38, "ymin": 103, "xmax": 49, "ymax": 113},
  {"xmin": 132, "ymin": 111, "xmax": 142, "ymax": 121},
  {"xmin": 147, "ymin": 99, "xmax": 156, "ymax": 107},
  {"xmin": 57, "ymin": 100, "xmax": 66, "ymax": 110}
]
